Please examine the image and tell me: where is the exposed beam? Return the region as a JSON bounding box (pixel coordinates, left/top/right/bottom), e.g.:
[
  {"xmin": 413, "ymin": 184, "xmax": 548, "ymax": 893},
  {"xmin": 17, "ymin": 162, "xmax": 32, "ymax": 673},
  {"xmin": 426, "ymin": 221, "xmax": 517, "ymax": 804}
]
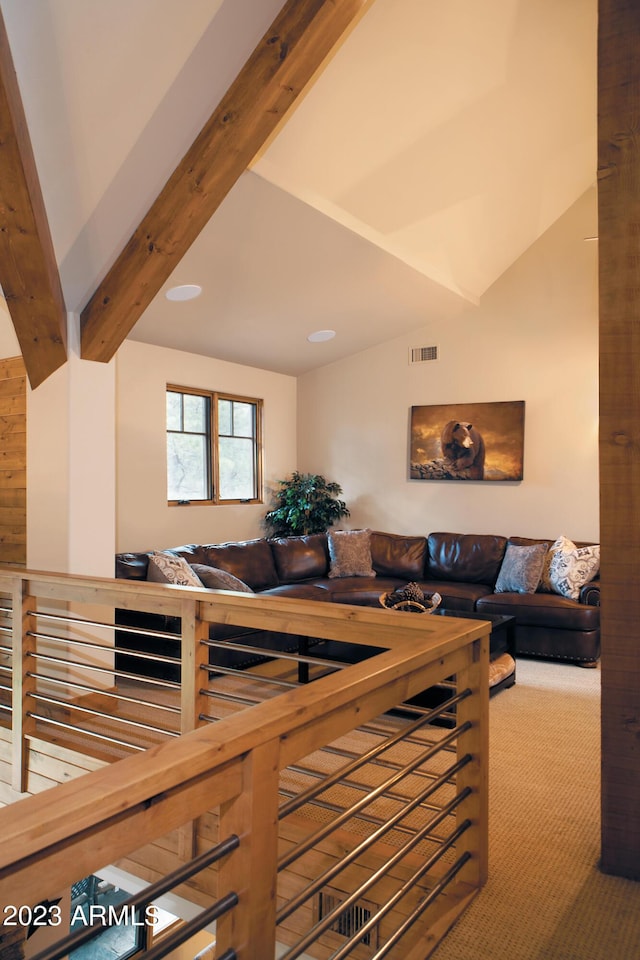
[
  {"xmin": 80, "ymin": 0, "xmax": 373, "ymax": 364},
  {"xmin": 0, "ymin": 9, "xmax": 67, "ymax": 389}
]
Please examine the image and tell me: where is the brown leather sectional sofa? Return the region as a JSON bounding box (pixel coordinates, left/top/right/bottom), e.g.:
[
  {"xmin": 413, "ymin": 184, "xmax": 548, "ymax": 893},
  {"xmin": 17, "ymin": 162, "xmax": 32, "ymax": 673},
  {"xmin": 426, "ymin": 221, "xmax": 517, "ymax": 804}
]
[{"xmin": 115, "ymin": 530, "xmax": 600, "ymax": 673}]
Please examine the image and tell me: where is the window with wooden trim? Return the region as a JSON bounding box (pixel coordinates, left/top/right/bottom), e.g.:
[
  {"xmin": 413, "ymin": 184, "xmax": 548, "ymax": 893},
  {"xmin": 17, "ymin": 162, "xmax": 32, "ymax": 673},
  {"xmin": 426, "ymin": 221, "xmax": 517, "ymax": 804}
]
[{"xmin": 166, "ymin": 386, "xmax": 262, "ymax": 504}]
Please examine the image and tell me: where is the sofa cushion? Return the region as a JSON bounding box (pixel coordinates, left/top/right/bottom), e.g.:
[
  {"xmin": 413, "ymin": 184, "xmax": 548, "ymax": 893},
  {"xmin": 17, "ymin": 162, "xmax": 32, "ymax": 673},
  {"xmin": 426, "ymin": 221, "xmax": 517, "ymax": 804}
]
[
  {"xmin": 320, "ymin": 576, "xmax": 403, "ymax": 606},
  {"xmin": 173, "ymin": 539, "xmax": 279, "ymax": 591},
  {"xmin": 269, "ymin": 534, "xmax": 329, "ymax": 582},
  {"xmin": 328, "ymin": 529, "xmax": 375, "ymax": 578},
  {"xmin": 476, "ymin": 591, "xmax": 600, "ymax": 631},
  {"xmin": 190, "ymin": 563, "xmax": 254, "ymax": 593},
  {"xmin": 494, "ymin": 542, "xmax": 548, "ymax": 594},
  {"xmin": 260, "ymin": 583, "xmax": 333, "ymax": 601},
  {"xmin": 419, "ymin": 579, "xmax": 494, "ymax": 612},
  {"xmin": 427, "ymin": 532, "xmax": 507, "ymax": 585},
  {"xmin": 147, "ymin": 552, "xmax": 204, "ymax": 587},
  {"xmin": 370, "ymin": 531, "xmax": 427, "ymax": 579}
]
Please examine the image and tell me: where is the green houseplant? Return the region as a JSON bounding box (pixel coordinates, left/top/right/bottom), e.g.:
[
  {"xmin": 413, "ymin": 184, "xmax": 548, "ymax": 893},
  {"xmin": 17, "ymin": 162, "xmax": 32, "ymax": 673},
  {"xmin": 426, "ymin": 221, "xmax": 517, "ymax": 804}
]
[{"xmin": 264, "ymin": 471, "xmax": 350, "ymax": 537}]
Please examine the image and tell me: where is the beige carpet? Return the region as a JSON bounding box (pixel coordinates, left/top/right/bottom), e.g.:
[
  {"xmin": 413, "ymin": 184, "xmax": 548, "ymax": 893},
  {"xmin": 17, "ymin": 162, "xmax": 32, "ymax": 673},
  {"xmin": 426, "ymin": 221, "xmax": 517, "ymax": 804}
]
[{"xmin": 433, "ymin": 658, "xmax": 640, "ymax": 960}]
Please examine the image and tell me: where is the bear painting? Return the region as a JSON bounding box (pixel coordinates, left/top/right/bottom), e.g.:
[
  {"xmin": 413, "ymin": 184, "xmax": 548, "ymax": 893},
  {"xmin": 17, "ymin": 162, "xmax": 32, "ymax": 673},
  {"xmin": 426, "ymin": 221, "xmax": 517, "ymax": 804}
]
[
  {"xmin": 441, "ymin": 421, "xmax": 485, "ymax": 479},
  {"xmin": 409, "ymin": 401, "xmax": 525, "ymax": 482}
]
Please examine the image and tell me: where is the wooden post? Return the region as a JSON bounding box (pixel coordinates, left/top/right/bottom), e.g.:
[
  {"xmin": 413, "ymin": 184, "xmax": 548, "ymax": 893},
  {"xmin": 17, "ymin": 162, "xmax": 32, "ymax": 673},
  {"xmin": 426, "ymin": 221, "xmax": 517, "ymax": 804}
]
[
  {"xmin": 215, "ymin": 739, "xmax": 281, "ymax": 960},
  {"xmin": 454, "ymin": 630, "xmax": 489, "ymax": 888},
  {"xmin": 180, "ymin": 597, "xmax": 210, "ymax": 736},
  {"xmin": 179, "ymin": 597, "xmax": 211, "ymax": 861},
  {"xmin": 11, "ymin": 579, "xmax": 36, "ymax": 794},
  {"xmin": 598, "ymin": 0, "xmax": 640, "ymax": 879}
]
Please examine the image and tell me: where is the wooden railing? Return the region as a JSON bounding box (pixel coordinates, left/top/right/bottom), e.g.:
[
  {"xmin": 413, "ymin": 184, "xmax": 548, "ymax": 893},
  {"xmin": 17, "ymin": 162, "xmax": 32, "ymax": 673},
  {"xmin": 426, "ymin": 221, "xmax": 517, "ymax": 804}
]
[{"xmin": 0, "ymin": 568, "xmax": 490, "ymax": 960}]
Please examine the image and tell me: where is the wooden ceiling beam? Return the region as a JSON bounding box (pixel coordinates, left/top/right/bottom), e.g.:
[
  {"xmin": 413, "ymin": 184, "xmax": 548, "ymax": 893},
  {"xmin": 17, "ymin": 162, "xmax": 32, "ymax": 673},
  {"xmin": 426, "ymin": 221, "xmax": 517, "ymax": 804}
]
[
  {"xmin": 0, "ymin": 9, "xmax": 67, "ymax": 389},
  {"xmin": 80, "ymin": 0, "xmax": 372, "ymax": 364}
]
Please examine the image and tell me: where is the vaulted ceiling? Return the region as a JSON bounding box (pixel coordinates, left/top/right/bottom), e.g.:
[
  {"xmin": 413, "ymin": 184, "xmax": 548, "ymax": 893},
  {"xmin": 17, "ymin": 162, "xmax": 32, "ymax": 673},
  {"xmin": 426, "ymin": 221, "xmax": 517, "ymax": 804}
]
[{"xmin": 0, "ymin": 0, "xmax": 596, "ymax": 386}]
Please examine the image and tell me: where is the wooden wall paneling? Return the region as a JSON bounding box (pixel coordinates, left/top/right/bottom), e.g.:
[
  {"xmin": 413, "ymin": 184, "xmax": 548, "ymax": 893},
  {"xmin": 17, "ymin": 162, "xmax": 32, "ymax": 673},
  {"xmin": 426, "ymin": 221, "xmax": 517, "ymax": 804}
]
[
  {"xmin": 598, "ymin": 0, "xmax": 640, "ymax": 879},
  {"xmin": 0, "ymin": 357, "xmax": 25, "ymax": 565}
]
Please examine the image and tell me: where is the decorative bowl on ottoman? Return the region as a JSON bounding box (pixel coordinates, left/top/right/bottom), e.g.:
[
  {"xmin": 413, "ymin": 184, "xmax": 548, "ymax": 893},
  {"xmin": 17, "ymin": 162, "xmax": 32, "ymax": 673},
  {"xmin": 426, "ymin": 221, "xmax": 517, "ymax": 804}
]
[{"xmin": 380, "ymin": 582, "xmax": 442, "ymax": 614}]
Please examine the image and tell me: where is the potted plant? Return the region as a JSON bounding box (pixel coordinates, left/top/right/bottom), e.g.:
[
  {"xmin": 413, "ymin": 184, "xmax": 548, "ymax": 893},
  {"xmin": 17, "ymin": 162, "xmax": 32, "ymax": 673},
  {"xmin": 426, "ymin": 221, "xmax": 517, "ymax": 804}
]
[{"xmin": 264, "ymin": 471, "xmax": 350, "ymax": 537}]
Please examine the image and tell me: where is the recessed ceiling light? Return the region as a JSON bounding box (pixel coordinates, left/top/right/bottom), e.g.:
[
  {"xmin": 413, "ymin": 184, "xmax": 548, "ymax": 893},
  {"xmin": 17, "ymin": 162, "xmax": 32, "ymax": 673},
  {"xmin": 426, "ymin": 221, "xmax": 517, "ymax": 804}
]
[
  {"xmin": 165, "ymin": 283, "xmax": 202, "ymax": 301},
  {"xmin": 307, "ymin": 329, "xmax": 336, "ymax": 343}
]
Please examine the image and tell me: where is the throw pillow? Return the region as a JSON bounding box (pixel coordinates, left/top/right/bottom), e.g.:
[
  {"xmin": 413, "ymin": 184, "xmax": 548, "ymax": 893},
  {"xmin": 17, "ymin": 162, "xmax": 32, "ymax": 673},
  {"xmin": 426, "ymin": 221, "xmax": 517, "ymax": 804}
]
[
  {"xmin": 539, "ymin": 536, "xmax": 565, "ymax": 592},
  {"xmin": 147, "ymin": 552, "xmax": 204, "ymax": 587},
  {"xmin": 547, "ymin": 535, "xmax": 600, "ymax": 600},
  {"xmin": 494, "ymin": 542, "xmax": 548, "ymax": 594},
  {"xmin": 328, "ymin": 529, "xmax": 375, "ymax": 579},
  {"xmin": 189, "ymin": 563, "xmax": 254, "ymax": 593}
]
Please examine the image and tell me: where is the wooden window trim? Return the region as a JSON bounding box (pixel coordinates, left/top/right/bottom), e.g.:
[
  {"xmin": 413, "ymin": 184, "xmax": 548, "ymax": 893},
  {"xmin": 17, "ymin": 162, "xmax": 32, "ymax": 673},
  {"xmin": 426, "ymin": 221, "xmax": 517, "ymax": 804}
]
[{"xmin": 167, "ymin": 384, "xmax": 263, "ymax": 506}]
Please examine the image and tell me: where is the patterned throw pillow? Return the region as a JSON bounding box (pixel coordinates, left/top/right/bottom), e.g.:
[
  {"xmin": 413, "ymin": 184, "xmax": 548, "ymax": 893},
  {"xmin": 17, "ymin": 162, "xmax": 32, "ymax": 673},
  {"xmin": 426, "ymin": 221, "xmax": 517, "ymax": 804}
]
[
  {"xmin": 546, "ymin": 535, "xmax": 600, "ymax": 600},
  {"xmin": 147, "ymin": 552, "xmax": 204, "ymax": 587},
  {"xmin": 328, "ymin": 529, "xmax": 376, "ymax": 578},
  {"xmin": 189, "ymin": 563, "xmax": 254, "ymax": 593},
  {"xmin": 494, "ymin": 542, "xmax": 548, "ymax": 594}
]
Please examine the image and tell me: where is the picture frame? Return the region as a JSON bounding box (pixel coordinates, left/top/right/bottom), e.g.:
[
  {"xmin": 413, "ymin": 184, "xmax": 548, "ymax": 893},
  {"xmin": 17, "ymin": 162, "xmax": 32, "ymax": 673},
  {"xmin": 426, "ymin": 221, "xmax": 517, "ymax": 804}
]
[{"xmin": 410, "ymin": 400, "xmax": 525, "ymax": 481}]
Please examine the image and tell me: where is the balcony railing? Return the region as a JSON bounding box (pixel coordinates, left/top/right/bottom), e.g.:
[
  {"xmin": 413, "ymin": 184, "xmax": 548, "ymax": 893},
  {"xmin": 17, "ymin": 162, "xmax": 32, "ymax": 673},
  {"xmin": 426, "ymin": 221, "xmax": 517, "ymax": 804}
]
[{"xmin": 0, "ymin": 567, "xmax": 489, "ymax": 960}]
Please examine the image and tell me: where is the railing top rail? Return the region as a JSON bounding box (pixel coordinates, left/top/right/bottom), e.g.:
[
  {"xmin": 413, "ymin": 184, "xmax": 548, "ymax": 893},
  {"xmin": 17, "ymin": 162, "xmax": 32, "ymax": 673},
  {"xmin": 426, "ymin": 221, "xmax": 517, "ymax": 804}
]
[
  {"xmin": 0, "ymin": 624, "xmax": 486, "ymax": 880},
  {"xmin": 0, "ymin": 564, "xmax": 491, "ymax": 646}
]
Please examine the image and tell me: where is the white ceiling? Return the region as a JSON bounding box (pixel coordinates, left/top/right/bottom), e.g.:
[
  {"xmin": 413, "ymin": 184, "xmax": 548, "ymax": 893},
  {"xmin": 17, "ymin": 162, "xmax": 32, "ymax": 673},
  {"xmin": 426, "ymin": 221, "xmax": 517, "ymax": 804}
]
[{"xmin": 0, "ymin": 0, "xmax": 597, "ymax": 376}]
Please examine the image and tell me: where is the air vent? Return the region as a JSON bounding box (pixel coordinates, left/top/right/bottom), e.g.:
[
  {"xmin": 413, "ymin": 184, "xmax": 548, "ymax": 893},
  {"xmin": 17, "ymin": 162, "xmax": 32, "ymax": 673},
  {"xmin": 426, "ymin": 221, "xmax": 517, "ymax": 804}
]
[
  {"xmin": 316, "ymin": 889, "xmax": 378, "ymax": 951},
  {"xmin": 410, "ymin": 345, "xmax": 438, "ymax": 364}
]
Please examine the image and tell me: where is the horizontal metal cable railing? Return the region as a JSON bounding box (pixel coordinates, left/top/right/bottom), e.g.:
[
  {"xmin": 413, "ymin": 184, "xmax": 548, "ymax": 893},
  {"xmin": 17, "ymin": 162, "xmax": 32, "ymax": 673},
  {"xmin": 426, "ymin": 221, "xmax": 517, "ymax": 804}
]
[{"xmin": 0, "ymin": 566, "xmax": 490, "ymax": 959}]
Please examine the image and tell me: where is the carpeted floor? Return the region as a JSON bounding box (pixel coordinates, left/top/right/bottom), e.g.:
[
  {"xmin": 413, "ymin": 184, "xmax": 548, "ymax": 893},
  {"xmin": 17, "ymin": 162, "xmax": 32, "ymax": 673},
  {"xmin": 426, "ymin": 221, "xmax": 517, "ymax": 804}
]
[{"xmin": 433, "ymin": 658, "xmax": 640, "ymax": 960}]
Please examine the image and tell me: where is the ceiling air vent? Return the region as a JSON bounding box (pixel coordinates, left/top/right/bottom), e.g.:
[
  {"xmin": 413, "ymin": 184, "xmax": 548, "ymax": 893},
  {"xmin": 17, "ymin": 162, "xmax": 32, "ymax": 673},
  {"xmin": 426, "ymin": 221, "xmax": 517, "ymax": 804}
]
[{"xmin": 410, "ymin": 345, "xmax": 438, "ymax": 364}]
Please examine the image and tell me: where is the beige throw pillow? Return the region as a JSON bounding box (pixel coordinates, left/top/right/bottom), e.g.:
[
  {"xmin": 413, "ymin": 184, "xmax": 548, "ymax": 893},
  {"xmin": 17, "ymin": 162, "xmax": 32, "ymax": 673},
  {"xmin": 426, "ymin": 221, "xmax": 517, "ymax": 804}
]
[{"xmin": 328, "ymin": 529, "xmax": 375, "ymax": 578}]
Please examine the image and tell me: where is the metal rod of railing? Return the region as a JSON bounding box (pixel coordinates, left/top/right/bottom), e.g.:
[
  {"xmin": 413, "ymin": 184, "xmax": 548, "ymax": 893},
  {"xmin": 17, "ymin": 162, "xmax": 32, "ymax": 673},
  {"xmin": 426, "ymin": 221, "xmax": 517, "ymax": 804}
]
[
  {"xmin": 28, "ymin": 693, "xmax": 178, "ymax": 738},
  {"xmin": 203, "ymin": 638, "xmax": 348, "ymax": 670},
  {"xmin": 141, "ymin": 893, "xmax": 238, "ymax": 960},
  {"xmin": 278, "ymin": 694, "xmax": 469, "ymax": 820},
  {"xmin": 283, "ymin": 812, "xmax": 472, "ymax": 960},
  {"xmin": 0, "ymin": 642, "xmax": 11, "ymax": 652},
  {"xmin": 278, "ymin": 719, "xmax": 470, "ymax": 871},
  {"xmin": 281, "ymin": 763, "xmax": 454, "ymax": 815},
  {"xmin": 27, "ymin": 673, "xmax": 181, "ymax": 715},
  {"xmin": 28, "ymin": 835, "xmax": 241, "ymax": 960},
  {"xmin": 277, "ymin": 757, "xmax": 470, "ymax": 924},
  {"xmin": 334, "ymin": 837, "xmax": 472, "ymax": 960},
  {"xmin": 201, "ymin": 663, "xmax": 298, "ymax": 689},
  {"xmin": 27, "ymin": 632, "xmax": 181, "ymax": 667},
  {"xmin": 30, "ymin": 651, "xmax": 180, "ymax": 689},
  {"xmin": 27, "ymin": 712, "xmax": 145, "ymax": 751},
  {"xmin": 199, "ymin": 688, "xmax": 271, "ymax": 708},
  {"xmin": 28, "ymin": 609, "xmax": 180, "ymax": 644},
  {"xmin": 0, "ymin": 703, "xmax": 12, "ymax": 713}
]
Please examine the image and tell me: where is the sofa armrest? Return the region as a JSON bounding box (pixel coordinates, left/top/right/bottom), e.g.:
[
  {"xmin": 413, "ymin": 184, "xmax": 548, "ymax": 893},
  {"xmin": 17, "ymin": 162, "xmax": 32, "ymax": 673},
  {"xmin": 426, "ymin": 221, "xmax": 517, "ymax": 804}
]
[{"xmin": 580, "ymin": 581, "xmax": 600, "ymax": 606}]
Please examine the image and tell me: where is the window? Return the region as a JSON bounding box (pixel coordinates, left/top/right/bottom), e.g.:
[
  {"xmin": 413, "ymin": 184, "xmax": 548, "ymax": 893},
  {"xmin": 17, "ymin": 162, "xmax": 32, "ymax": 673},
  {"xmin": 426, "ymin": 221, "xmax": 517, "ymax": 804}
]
[{"xmin": 167, "ymin": 386, "xmax": 262, "ymax": 504}]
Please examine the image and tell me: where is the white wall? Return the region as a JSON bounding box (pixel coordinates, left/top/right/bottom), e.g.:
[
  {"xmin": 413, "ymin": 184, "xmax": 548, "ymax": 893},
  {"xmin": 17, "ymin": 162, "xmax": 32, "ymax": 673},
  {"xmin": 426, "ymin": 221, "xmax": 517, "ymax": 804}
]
[
  {"xmin": 27, "ymin": 315, "xmax": 116, "ymax": 575},
  {"xmin": 116, "ymin": 340, "xmax": 297, "ymax": 552},
  {"xmin": 297, "ymin": 188, "xmax": 599, "ymax": 543}
]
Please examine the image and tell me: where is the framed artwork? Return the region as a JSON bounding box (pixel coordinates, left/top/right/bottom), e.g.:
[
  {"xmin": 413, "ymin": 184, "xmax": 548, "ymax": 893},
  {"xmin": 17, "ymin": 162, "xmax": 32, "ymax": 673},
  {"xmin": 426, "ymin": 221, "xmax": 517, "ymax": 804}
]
[{"xmin": 410, "ymin": 400, "xmax": 525, "ymax": 481}]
